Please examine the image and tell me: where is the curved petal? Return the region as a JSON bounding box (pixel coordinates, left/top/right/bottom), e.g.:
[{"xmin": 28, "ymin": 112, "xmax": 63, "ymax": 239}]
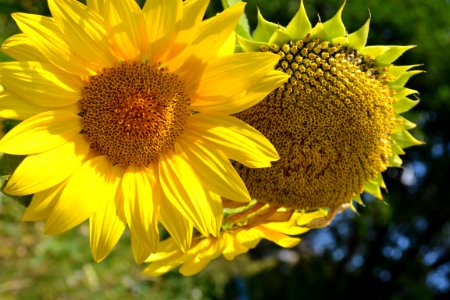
[
  {"xmin": 159, "ymin": 150, "xmax": 221, "ymax": 237},
  {"xmin": 143, "ymin": 0, "xmax": 182, "ymax": 62},
  {"xmin": 179, "ymin": 0, "xmax": 209, "ymax": 30},
  {"xmin": 44, "ymin": 156, "xmax": 121, "ymax": 235},
  {"xmin": 4, "ymin": 134, "xmax": 90, "ymax": 195},
  {"xmin": 100, "ymin": 0, "xmax": 145, "ymax": 61},
  {"xmin": 0, "ymin": 92, "xmax": 80, "ymax": 120},
  {"xmin": 1, "ymin": 33, "xmax": 48, "ymax": 62},
  {"xmin": 0, "ymin": 111, "xmax": 81, "ymax": 155},
  {"xmin": 184, "ymin": 114, "xmax": 278, "ymax": 168},
  {"xmin": 159, "ymin": 196, "xmax": 193, "ymax": 253},
  {"xmin": 0, "ymin": 61, "xmax": 83, "ymax": 108},
  {"xmin": 21, "ymin": 181, "xmax": 66, "ymax": 221},
  {"xmin": 176, "ymin": 137, "xmax": 250, "ymax": 203},
  {"xmin": 11, "ymin": 13, "xmax": 94, "ymax": 76},
  {"xmin": 89, "ymin": 185, "xmax": 126, "ymax": 262},
  {"xmin": 121, "ymin": 164, "xmax": 160, "ymax": 256},
  {"xmin": 48, "ymin": 0, "xmax": 116, "ymax": 68}
]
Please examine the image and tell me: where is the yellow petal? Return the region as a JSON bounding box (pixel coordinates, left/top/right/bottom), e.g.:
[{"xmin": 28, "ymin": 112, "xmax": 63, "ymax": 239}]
[
  {"xmin": 0, "ymin": 92, "xmax": 80, "ymax": 120},
  {"xmin": 179, "ymin": 238, "xmax": 223, "ymax": 276},
  {"xmin": 176, "ymin": 138, "xmax": 250, "ymax": 203},
  {"xmin": 159, "ymin": 151, "xmax": 221, "ymax": 237},
  {"xmin": 100, "ymin": 0, "xmax": 145, "ymax": 61},
  {"xmin": 4, "ymin": 134, "xmax": 89, "ymax": 195},
  {"xmin": 159, "ymin": 197, "xmax": 193, "ymax": 253},
  {"xmin": 1, "ymin": 33, "xmax": 48, "ymax": 62},
  {"xmin": 48, "ymin": 0, "xmax": 116, "ymax": 68},
  {"xmin": 0, "ymin": 111, "xmax": 81, "ymax": 155},
  {"xmin": 11, "ymin": 13, "xmax": 94, "ymax": 76},
  {"xmin": 44, "ymin": 156, "xmax": 121, "ymax": 234},
  {"xmin": 90, "ymin": 184, "xmax": 126, "ymax": 262},
  {"xmin": 256, "ymin": 226, "xmax": 301, "ymax": 248},
  {"xmin": 22, "ymin": 181, "xmax": 66, "ymax": 221},
  {"xmin": 0, "ymin": 61, "xmax": 83, "ymax": 108},
  {"xmin": 143, "ymin": 0, "xmax": 182, "ymax": 62},
  {"xmin": 121, "ymin": 164, "xmax": 160, "ymax": 256},
  {"xmin": 184, "ymin": 114, "xmax": 279, "ymax": 168},
  {"xmin": 189, "ymin": 52, "xmax": 281, "ymax": 111},
  {"xmin": 179, "ymin": 0, "xmax": 209, "ymax": 30},
  {"xmin": 131, "ymin": 232, "xmax": 156, "ymax": 265}
]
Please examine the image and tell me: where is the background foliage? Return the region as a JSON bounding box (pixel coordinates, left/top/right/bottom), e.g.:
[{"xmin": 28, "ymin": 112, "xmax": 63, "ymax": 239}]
[{"xmin": 1, "ymin": 0, "xmax": 449, "ymax": 299}]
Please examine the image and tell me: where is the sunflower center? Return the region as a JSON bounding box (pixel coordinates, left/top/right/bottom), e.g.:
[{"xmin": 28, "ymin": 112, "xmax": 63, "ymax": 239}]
[
  {"xmin": 235, "ymin": 39, "xmax": 396, "ymax": 210},
  {"xmin": 80, "ymin": 62, "xmax": 190, "ymax": 166}
]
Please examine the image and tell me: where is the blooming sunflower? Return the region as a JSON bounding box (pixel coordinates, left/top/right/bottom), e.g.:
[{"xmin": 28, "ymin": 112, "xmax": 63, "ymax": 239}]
[
  {"xmin": 143, "ymin": 199, "xmax": 328, "ymax": 276},
  {"xmin": 0, "ymin": 0, "xmax": 289, "ymax": 263},
  {"xmin": 234, "ymin": 0, "xmax": 422, "ymax": 212}
]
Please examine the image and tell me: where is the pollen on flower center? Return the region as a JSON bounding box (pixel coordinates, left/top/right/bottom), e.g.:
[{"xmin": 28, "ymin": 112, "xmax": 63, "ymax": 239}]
[
  {"xmin": 235, "ymin": 39, "xmax": 396, "ymax": 210},
  {"xmin": 80, "ymin": 62, "xmax": 191, "ymax": 166}
]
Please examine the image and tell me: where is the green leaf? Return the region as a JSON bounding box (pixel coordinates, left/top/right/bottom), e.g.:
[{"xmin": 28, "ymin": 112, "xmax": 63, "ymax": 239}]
[{"xmin": 221, "ymin": 0, "xmax": 251, "ymax": 39}]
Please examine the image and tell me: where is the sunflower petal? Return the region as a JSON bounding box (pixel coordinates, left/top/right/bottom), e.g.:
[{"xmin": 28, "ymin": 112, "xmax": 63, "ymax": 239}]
[
  {"xmin": 4, "ymin": 134, "xmax": 89, "ymax": 195},
  {"xmin": 45, "ymin": 156, "xmax": 121, "ymax": 235},
  {"xmin": 48, "ymin": 0, "xmax": 116, "ymax": 68},
  {"xmin": 0, "ymin": 111, "xmax": 81, "ymax": 155},
  {"xmin": 185, "ymin": 114, "xmax": 279, "ymax": 168},
  {"xmin": 0, "ymin": 61, "xmax": 83, "ymax": 107},
  {"xmin": 90, "ymin": 184, "xmax": 125, "ymax": 262},
  {"xmin": 1, "ymin": 33, "xmax": 48, "ymax": 62},
  {"xmin": 176, "ymin": 138, "xmax": 250, "ymax": 203},
  {"xmin": 21, "ymin": 181, "xmax": 66, "ymax": 221},
  {"xmin": 159, "ymin": 151, "xmax": 221, "ymax": 237},
  {"xmin": 121, "ymin": 164, "xmax": 160, "ymax": 256}
]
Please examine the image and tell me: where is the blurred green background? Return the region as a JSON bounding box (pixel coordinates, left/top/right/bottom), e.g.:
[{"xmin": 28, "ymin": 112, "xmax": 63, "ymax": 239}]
[{"xmin": 0, "ymin": 0, "xmax": 449, "ymax": 299}]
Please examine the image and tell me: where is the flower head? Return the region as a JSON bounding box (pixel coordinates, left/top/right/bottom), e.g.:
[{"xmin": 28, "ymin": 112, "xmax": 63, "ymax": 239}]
[
  {"xmin": 0, "ymin": 0, "xmax": 288, "ymax": 263},
  {"xmin": 234, "ymin": 0, "xmax": 422, "ymax": 211}
]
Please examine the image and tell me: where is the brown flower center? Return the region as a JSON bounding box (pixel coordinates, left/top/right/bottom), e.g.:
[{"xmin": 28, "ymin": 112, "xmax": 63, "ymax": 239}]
[
  {"xmin": 235, "ymin": 39, "xmax": 396, "ymax": 210},
  {"xmin": 80, "ymin": 62, "xmax": 190, "ymax": 166}
]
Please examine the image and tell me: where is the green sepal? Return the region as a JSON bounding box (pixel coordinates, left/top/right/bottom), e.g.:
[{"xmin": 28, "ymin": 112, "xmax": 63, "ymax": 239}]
[
  {"xmin": 221, "ymin": 0, "xmax": 252, "ymax": 40},
  {"xmin": 253, "ymin": 8, "xmax": 279, "ymax": 42},
  {"xmin": 392, "ymin": 129, "xmax": 424, "ymax": 149},
  {"xmin": 392, "ymin": 87, "xmax": 418, "ymax": 100},
  {"xmin": 348, "ymin": 18, "xmax": 370, "ymax": 50},
  {"xmin": 394, "ymin": 116, "xmax": 417, "ymax": 131},
  {"xmin": 389, "ymin": 154, "xmax": 403, "ymax": 168},
  {"xmin": 386, "ymin": 65, "xmax": 421, "ymax": 81},
  {"xmin": 308, "ymin": 21, "xmax": 324, "ymax": 40},
  {"xmin": 269, "ymin": 28, "xmax": 292, "ymax": 45},
  {"xmin": 285, "ymin": 0, "xmax": 312, "ymax": 41},
  {"xmin": 330, "ymin": 36, "xmax": 349, "ymax": 47},
  {"xmin": 318, "ymin": 1, "xmax": 347, "ymax": 41},
  {"xmin": 377, "ymin": 45, "xmax": 416, "ymax": 65},
  {"xmin": 391, "ymin": 70, "xmax": 424, "ymax": 87},
  {"xmin": 391, "ymin": 141, "xmax": 406, "ymax": 156},
  {"xmin": 364, "ymin": 177, "xmax": 383, "ymax": 200},
  {"xmin": 393, "ymin": 96, "xmax": 419, "ymax": 114},
  {"xmin": 359, "ymin": 45, "xmax": 390, "ymax": 58},
  {"xmin": 236, "ymin": 35, "xmax": 270, "ymax": 52}
]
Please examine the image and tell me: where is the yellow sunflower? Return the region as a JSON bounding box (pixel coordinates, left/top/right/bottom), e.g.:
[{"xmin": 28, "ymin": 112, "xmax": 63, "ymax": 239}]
[
  {"xmin": 234, "ymin": 0, "xmax": 422, "ymax": 212},
  {"xmin": 0, "ymin": 0, "xmax": 289, "ymax": 263},
  {"xmin": 143, "ymin": 199, "xmax": 328, "ymax": 276}
]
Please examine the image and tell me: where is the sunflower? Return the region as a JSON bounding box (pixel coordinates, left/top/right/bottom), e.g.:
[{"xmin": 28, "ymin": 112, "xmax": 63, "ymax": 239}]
[
  {"xmin": 234, "ymin": 0, "xmax": 422, "ymax": 212},
  {"xmin": 143, "ymin": 199, "xmax": 328, "ymax": 276},
  {"xmin": 0, "ymin": 0, "xmax": 289, "ymax": 263}
]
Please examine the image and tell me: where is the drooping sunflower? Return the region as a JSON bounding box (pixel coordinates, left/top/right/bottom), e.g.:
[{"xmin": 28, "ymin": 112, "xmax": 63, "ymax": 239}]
[
  {"xmin": 0, "ymin": 0, "xmax": 289, "ymax": 263},
  {"xmin": 143, "ymin": 199, "xmax": 328, "ymax": 276},
  {"xmin": 234, "ymin": 0, "xmax": 422, "ymax": 212}
]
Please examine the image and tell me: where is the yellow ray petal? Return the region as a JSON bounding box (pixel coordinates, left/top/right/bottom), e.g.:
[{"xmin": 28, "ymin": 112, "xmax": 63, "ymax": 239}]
[
  {"xmin": 159, "ymin": 196, "xmax": 193, "ymax": 253},
  {"xmin": 100, "ymin": 0, "xmax": 145, "ymax": 61},
  {"xmin": 179, "ymin": 0, "xmax": 209, "ymax": 30},
  {"xmin": 48, "ymin": 0, "xmax": 116, "ymax": 68},
  {"xmin": 90, "ymin": 183, "xmax": 126, "ymax": 262},
  {"xmin": 45, "ymin": 156, "xmax": 122, "ymax": 235},
  {"xmin": 0, "ymin": 61, "xmax": 83, "ymax": 108},
  {"xmin": 21, "ymin": 181, "xmax": 66, "ymax": 221},
  {"xmin": 11, "ymin": 13, "xmax": 94, "ymax": 76},
  {"xmin": 4, "ymin": 134, "xmax": 89, "ymax": 195},
  {"xmin": 176, "ymin": 138, "xmax": 250, "ymax": 203},
  {"xmin": 179, "ymin": 238, "xmax": 223, "ymax": 276},
  {"xmin": 0, "ymin": 111, "xmax": 81, "ymax": 155},
  {"xmin": 143, "ymin": 0, "xmax": 182, "ymax": 62},
  {"xmin": 130, "ymin": 232, "xmax": 156, "ymax": 265},
  {"xmin": 256, "ymin": 226, "xmax": 301, "ymax": 248},
  {"xmin": 189, "ymin": 52, "xmax": 281, "ymax": 105},
  {"xmin": 1, "ymin": 34, "xmax": 48, "ymax": 62},
  {"xmin": 159, "ymin": 151, "xmax": 221, "ymax": 237},
  {"xmin": 184, "ymin": 114, "xmax": 279, "ymax": 168},
  {"xmin": 0, "ymin": 92, "xmax": 80, "ymax": 120},
  {"xmin": 121, "ymin": 164, "xmax": 160, "ymax": 255}
]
